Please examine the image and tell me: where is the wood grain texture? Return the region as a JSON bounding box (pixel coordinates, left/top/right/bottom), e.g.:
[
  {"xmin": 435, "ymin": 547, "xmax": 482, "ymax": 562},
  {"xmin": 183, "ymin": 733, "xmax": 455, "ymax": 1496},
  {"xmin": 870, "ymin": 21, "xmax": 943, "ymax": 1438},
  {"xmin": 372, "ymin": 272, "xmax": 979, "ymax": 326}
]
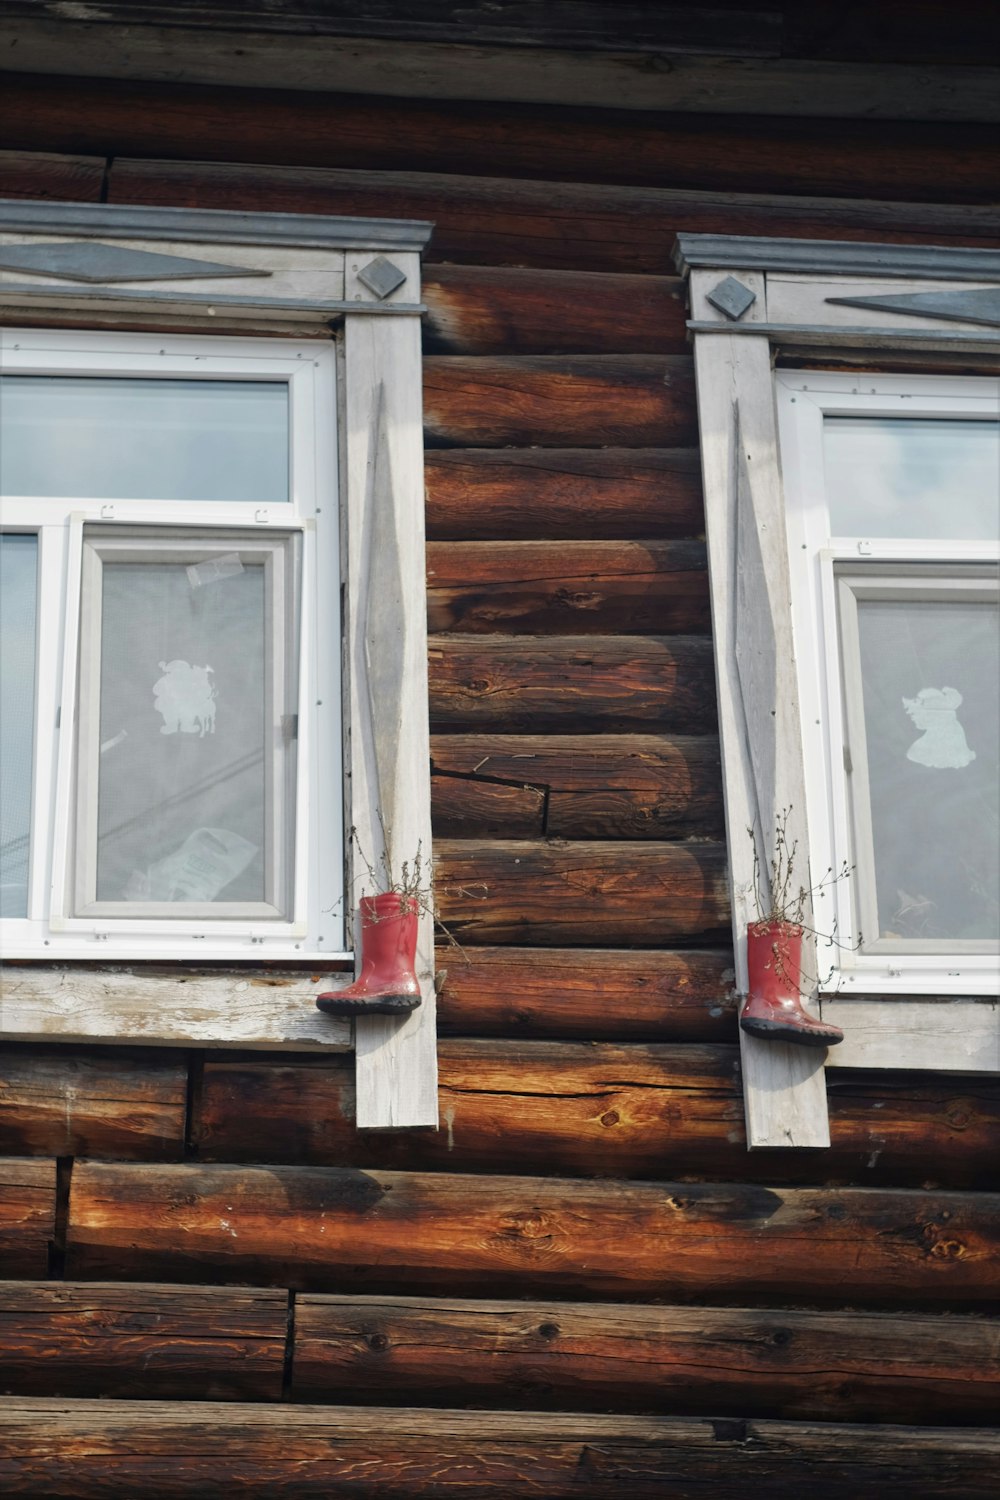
[
  {"xmin": 2, "ymin": 1399, "xmax": 999, "ymax": 1499},
  {"xmin": 7, "ymin": 76, "xmax": 998, "ymax": 199},
  {"xmin": 292, "ymin": 1293, "xmax": 1000, "ymax": 1424},
  {"xmin": 0, "ymin": 1281, "xmax": 286, "ymax": 1400},
  {"xmin": 0, "ymin": 1159, "xmax": 55, "ymax": 1278},
  {"xmin": 423, "ymin": 356, "xmax": 696, "ymax": 448},
  {"xmin": 435, "ymin": 838, "xmax": 730, "ymax": 945},
  {"xmin": 428, "ymin": 635, "xmax": 717, "ymax": 733},
  {"xmin": 422, "ymin": 264, "xmax": 687, "ymax": 355},
  {"xmin": 0, "ymin": 969, "xmax": 351, "ymax": 1052},
  {"xmin": 0, "ymin": 1047, "xmax": 186, "ymax": 1160},
  {"xmin": 65, "ymin": 1161, "xmax": 1000, "ymax": 1304},
  {"xmin": 431, "ymin": 734, "xmax": 724, "ymax": 840},
  {"xmin": 108, "ymin": 158, "xmax": 1000, "ymax": 274},
  {"xmin": 434, "ymin": 946, "xmax": 736, "ymax": 1040},
  {"xmin": 694, "ymin": 327, "xmax": 830, "ymax": 1150},
  {"xmin": 4, "ymin": 13, "xmax": 1000, "ymax": 123},
  {"xmin": 193, "ymin": 1044, "xmax": 1000, "ymax": 1188},
  {"xmin": 0, "ymin": 149, "xmax": 105, "ymax": 201},
  {"xmin": 425, "ymin": 449, "xmax": 704, "ymax": 542},
  {"xmin": 341, "ymin": 311, "xmax": 438, "ymax": 1129},
  {"xmin": 821, "ymin": 1000, "xmax": 1000, "ymax": 1073},
  {"xmin": 0, "ymin": 2, "xmax": 783, "ymax": 57},
  {"xmin": 426, "ymin": 541, "xmax": 709, "ymax": 635}
]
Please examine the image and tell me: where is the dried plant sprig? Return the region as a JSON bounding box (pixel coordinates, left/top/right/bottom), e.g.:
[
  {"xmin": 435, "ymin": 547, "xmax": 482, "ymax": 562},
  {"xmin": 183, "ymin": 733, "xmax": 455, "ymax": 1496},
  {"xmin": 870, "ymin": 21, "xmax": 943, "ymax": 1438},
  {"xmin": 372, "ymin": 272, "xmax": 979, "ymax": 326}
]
[{"xmin": 746, "ymin": 808, "xmax": 862, "ymax": 990}]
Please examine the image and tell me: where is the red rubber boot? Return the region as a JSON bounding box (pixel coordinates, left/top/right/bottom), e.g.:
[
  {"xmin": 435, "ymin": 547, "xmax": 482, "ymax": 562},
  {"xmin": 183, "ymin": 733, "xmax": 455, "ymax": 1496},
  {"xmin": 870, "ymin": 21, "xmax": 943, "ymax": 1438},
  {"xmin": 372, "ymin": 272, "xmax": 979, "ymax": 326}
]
[
  {"xmin": 739, "ymin": 920, "xmax": 843, "ymax": 1048},
  {"xmin": 316, "ymin": 894, "xmax": 422, "ymax": 1016}
]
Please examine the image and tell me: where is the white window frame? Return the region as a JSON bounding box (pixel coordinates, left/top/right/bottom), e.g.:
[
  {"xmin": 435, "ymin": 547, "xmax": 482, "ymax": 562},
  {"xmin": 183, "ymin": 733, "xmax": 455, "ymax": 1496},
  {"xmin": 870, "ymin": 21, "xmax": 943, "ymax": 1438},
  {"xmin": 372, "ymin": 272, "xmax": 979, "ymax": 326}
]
[
  {"xmin": 0, "ymin": 200, "xmax": 437, "ymax": 1129},
  {"xmin": 677, "ymin": 235, "xmax": 1000, "ymax": 1149},
  {"xmin": 777, "ymin": 371, "xmax": 999, "ymax": 995},
  {"xmin": 2, "ymin": 329, "xmax": 341, "ymax": 961}
]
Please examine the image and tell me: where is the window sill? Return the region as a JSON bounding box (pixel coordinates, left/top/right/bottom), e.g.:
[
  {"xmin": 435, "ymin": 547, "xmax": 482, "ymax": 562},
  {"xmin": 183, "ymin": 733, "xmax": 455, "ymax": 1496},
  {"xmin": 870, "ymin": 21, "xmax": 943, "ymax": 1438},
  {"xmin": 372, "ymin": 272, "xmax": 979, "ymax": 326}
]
[{"xmin": 0, "ymin": 964, "xmax": 353, "ymax": 1051}]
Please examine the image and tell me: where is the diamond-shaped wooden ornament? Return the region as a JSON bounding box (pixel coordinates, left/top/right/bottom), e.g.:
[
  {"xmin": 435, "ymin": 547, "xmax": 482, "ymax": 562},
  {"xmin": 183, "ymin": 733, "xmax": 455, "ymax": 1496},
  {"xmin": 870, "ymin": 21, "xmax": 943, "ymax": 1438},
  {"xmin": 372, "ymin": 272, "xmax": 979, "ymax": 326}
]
[
  {"xmin": 357, "ymin": 256, "xmax": 407, "ymax": 300},
  {"xmin": 706, "ymin": 275, "xmax": 757, "ymax": 321}
]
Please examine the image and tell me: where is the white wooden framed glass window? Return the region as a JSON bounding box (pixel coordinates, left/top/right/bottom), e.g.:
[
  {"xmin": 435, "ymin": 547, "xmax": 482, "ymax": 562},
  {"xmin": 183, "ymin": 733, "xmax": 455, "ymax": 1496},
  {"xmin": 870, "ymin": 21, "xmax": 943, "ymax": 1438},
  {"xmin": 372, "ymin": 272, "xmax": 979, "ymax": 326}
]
[
  {"xmin": 1, "ymin": 329, "xmax": 341, "ymax": 960},
  {"xmin": 676, "ymin": 234, "xmax": 1000, "ymax": 1149},
  {"xmin": 777, "ymin": 372, "xmax": 999, "ymax": 997},
  {"xmin": 0, "ymin": 199, "xmax": 436, "ymax": 1129}
]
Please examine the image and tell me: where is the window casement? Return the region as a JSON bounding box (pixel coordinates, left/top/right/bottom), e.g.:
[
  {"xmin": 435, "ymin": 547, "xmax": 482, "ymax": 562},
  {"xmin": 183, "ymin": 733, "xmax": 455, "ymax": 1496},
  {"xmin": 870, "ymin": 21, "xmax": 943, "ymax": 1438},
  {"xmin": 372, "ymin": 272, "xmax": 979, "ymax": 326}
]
[
  {"xmin": 0, "ymin": 201, "xmax": 436, "ymax": 1129},
  {"xmin": 676, "ymin": 236, "xmax": 1000, "ymax": 1149}
]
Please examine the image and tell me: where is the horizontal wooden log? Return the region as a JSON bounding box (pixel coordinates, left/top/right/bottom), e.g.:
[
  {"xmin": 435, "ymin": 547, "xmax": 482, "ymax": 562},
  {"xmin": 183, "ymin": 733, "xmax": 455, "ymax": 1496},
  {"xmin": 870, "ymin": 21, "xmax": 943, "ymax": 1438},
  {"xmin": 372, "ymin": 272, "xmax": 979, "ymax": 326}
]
[
  {"xmin": 0, "ymin": 1159, "xmax": 55, "ymax": 1278},
  {"xmin": 0, "ymin": 149, "xmax": 105, "ymax": 201},
  {"xmin": 0, "ymin": 1046, "xmax": 186, "ymax": 1160},
  {"xmin": 435, "ymin": 946, "xmax": 736, "ymax": 1039},
  {"xmin": 292, "ymin": 1293, "xmax": 1000, "ymax": 1425},
  {"xmin": 426, "ymin": 541, "xmax": 709, "ymax": 635},
  {"xmin": 65, "ymin": 1162, "xmax": 1000, "ymax": 1304},
  {"xmin": 194, "ymin": 1043, "xmax": 1000, "ymax": 1188},
  {"xmin": 3, "ymin": 1400, "xmax": 999, "ymax": 1500},
  {"xmin": 423, "ymin": 264, "xmax": 687, "ymax": 355},
  {"xmin": 0, "ymin": 1281, "xmax": 286, "ymax": 1400},
  {"xmin": 423, "ymin": 356, "xmax": 696, "ymax": 448},
  {"xmin": 425, "ymin": 449, "xmax": 704, "ymax": 541},
  {"xmin": 108, "ymin": 158, "xmax": 1000, "ymax": 274},
  {"xmin": 8, "ymin": 76, "xmax": 998, "ymax": 201},
  {"xmin": 428, "ymin": 635, "xmax": 717, "ymax": 733},
  {"xmin": 435, "ymin": 838, "xmax": 729, "ymax": 945},
  {"xmin": 0, "ymin": 3, "xmax": 782, "ymax": 58},
  {"xmin": 433, "ymin": 766, "xmax": 545, "ymax": 837},
  {"xmin": 431, "ymin": 734, "xmax": 724, "ymax": 839}
]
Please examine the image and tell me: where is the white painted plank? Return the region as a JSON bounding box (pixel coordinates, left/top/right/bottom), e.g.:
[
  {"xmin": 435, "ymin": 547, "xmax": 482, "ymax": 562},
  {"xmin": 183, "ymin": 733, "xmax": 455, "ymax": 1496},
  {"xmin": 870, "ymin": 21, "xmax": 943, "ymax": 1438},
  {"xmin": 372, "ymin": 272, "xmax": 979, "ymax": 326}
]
[
  {"xmin": 1, "ymin": 22, "xmax": 998, "ymax": 120},
  {"xmin": 0, "ymin": 968, "xmax": 351, "ymax": 1050},
  {"xmin": 821, "ymin": 1000, "xmax": 1000, "ymax": 1072},
  {"xmin": 691, "ymin": 314, "xmax": 830, "ymax": 1149},
  {"xmin": 342, "ymin": 312, "xmax": 438, "ymax": 1130},
  {"xmin": 765, "ymin": 275, "xmax": 1000, "ymax": 334}
]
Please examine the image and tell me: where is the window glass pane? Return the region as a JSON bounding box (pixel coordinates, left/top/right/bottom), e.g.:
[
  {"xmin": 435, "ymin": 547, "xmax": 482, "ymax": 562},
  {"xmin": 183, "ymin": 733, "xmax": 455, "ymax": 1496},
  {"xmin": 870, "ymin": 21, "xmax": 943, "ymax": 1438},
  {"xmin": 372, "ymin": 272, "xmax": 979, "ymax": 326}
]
[
  {"xmin": 94, "ymin": 556, "xmax": 272, "ymax": 906},
  {"xmin": 0, "ymin": 377, "xmax": 289, "ymax": 502},
  {"xmin": 855, "ymin": 595, "xmax": 999, "ymax": 944},
  {"xmin": 824, "ymin": 419, "xmax": 1000, "ymax": 540},
  {"xmin": 0, "ymin": 535, "xmax": 37, "ymax": 917}
]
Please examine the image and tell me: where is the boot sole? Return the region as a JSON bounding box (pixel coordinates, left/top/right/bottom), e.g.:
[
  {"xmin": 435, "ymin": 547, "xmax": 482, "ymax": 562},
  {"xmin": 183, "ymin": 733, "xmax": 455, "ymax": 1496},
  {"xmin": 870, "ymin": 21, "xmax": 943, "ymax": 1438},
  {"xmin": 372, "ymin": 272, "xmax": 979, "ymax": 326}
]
[
  {"xmin": 316, "ymin": 992, "xmax": 421, "ymax": 1016},
  {"xmin": 740, "ymin": 1017, "xmax": 843, "ymax": 1047}
]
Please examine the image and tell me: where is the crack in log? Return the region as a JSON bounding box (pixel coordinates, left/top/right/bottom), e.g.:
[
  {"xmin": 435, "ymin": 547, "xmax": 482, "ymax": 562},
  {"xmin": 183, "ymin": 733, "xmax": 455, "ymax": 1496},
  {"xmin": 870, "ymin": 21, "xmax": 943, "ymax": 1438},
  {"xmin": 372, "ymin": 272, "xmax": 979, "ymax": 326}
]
[{"xmin": 431, "ymin": 766, "xmax": 549, "ymax": 796}]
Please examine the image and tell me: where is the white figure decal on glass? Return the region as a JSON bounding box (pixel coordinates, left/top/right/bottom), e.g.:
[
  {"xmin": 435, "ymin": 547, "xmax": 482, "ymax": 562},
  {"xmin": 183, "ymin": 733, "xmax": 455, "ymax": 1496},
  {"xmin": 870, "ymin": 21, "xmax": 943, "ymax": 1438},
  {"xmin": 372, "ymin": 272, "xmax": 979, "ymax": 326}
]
[
  {"xmin": 902, "ymin": 686, "xmax": 976, "ymax": 769},
  {"xmin": 153, "ymin": 660, "xmax": 217, "ymax": 737}
]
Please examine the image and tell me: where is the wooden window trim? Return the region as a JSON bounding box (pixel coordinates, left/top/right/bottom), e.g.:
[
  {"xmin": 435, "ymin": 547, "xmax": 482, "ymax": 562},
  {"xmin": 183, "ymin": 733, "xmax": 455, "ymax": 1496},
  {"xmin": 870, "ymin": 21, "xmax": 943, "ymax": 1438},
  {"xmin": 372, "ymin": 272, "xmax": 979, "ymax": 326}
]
[
  {"xmin": 676, "ymin": 234, "xmax": 1000, "ymax": 1148},
  {"xmin": 0, "ymin": 200, "xmax": 436, "ymax": 1129}
]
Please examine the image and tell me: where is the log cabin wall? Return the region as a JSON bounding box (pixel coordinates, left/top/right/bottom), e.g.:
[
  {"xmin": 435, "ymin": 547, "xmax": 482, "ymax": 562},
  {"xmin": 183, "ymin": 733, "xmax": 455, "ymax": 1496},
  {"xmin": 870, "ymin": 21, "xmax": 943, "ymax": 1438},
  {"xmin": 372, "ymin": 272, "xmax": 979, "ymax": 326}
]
[{"xmin": 1, "ymin": 20, "xmax": 999, "ymax": 1494}]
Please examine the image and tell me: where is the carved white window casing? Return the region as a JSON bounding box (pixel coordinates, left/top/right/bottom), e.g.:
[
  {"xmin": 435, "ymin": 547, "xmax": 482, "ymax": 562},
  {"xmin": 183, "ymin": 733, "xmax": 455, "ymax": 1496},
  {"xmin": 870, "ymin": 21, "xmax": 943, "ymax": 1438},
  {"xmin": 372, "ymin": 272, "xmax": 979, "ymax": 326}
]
[
  {"xmin": 677, "ymin": 236, "xmax": 1000, "ymax": 1148},
  {"xmin": 0, "ymin": 201, "xmax": 436, "ymax": 1128}
]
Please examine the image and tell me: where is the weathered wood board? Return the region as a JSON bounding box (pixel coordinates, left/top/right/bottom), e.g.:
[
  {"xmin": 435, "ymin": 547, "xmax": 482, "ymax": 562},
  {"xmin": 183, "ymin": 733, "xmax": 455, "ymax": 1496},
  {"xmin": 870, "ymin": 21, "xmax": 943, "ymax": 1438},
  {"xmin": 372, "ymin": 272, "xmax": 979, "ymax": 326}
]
[
  {"xmin": 0, "ymin": 1281, "xmax": 287, "ymax": 1399},
  {"xmin": 428, "ymin": 635, "xmax": 717, "ymax": 733},
  {"xmin": 104, "ymin": 157, "xmax": 1000, "ymax": 275},
  {"xmin": 66, "ymin": 1162, "xmax": 1000, "ymax": 1305},
  {"xmin": 0, "ymin": 1159, "xmax": 55, "ymax": 1278},
  {"xmin": 426, "ymin": 541, "xmax": 709, "ymax": 635},
  {"xmin": 425, "ymin": 449, "xmax": 704, "ymax": 541},
  {"xmin": 193, "ymin": 1043, "xmax": 1000, "ymax": 1187},
  {"xmin": 435, "ymin": 839, "xmax": 730, "ymax": 946},
  {"xmin": 1, "ymin": 1398, "xmax": 998, "ymax": 1497},
  {"xmin": 292, "ymin": 1293, "xmax": 1000, "ymax": 1424},
  {"xmin": 0, "ymin": 1047, "xmax": 186, "ymax": 1160},
  {"xmin": 430, "ymin": 733, "xmax": 724, "ymax": 840}
]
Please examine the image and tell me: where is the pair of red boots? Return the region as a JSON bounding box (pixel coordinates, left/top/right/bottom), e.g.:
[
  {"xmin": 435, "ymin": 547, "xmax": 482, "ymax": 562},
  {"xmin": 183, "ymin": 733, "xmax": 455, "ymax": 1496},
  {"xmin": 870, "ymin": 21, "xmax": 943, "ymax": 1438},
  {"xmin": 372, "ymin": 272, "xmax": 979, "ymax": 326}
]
[
  {"xmin": 739, "ymin": 921, "xmax": 843, "ymax": 1048},
  {"xmin": 316, "ymin": 895, "xmax": 422, "ymax": 1016}
]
